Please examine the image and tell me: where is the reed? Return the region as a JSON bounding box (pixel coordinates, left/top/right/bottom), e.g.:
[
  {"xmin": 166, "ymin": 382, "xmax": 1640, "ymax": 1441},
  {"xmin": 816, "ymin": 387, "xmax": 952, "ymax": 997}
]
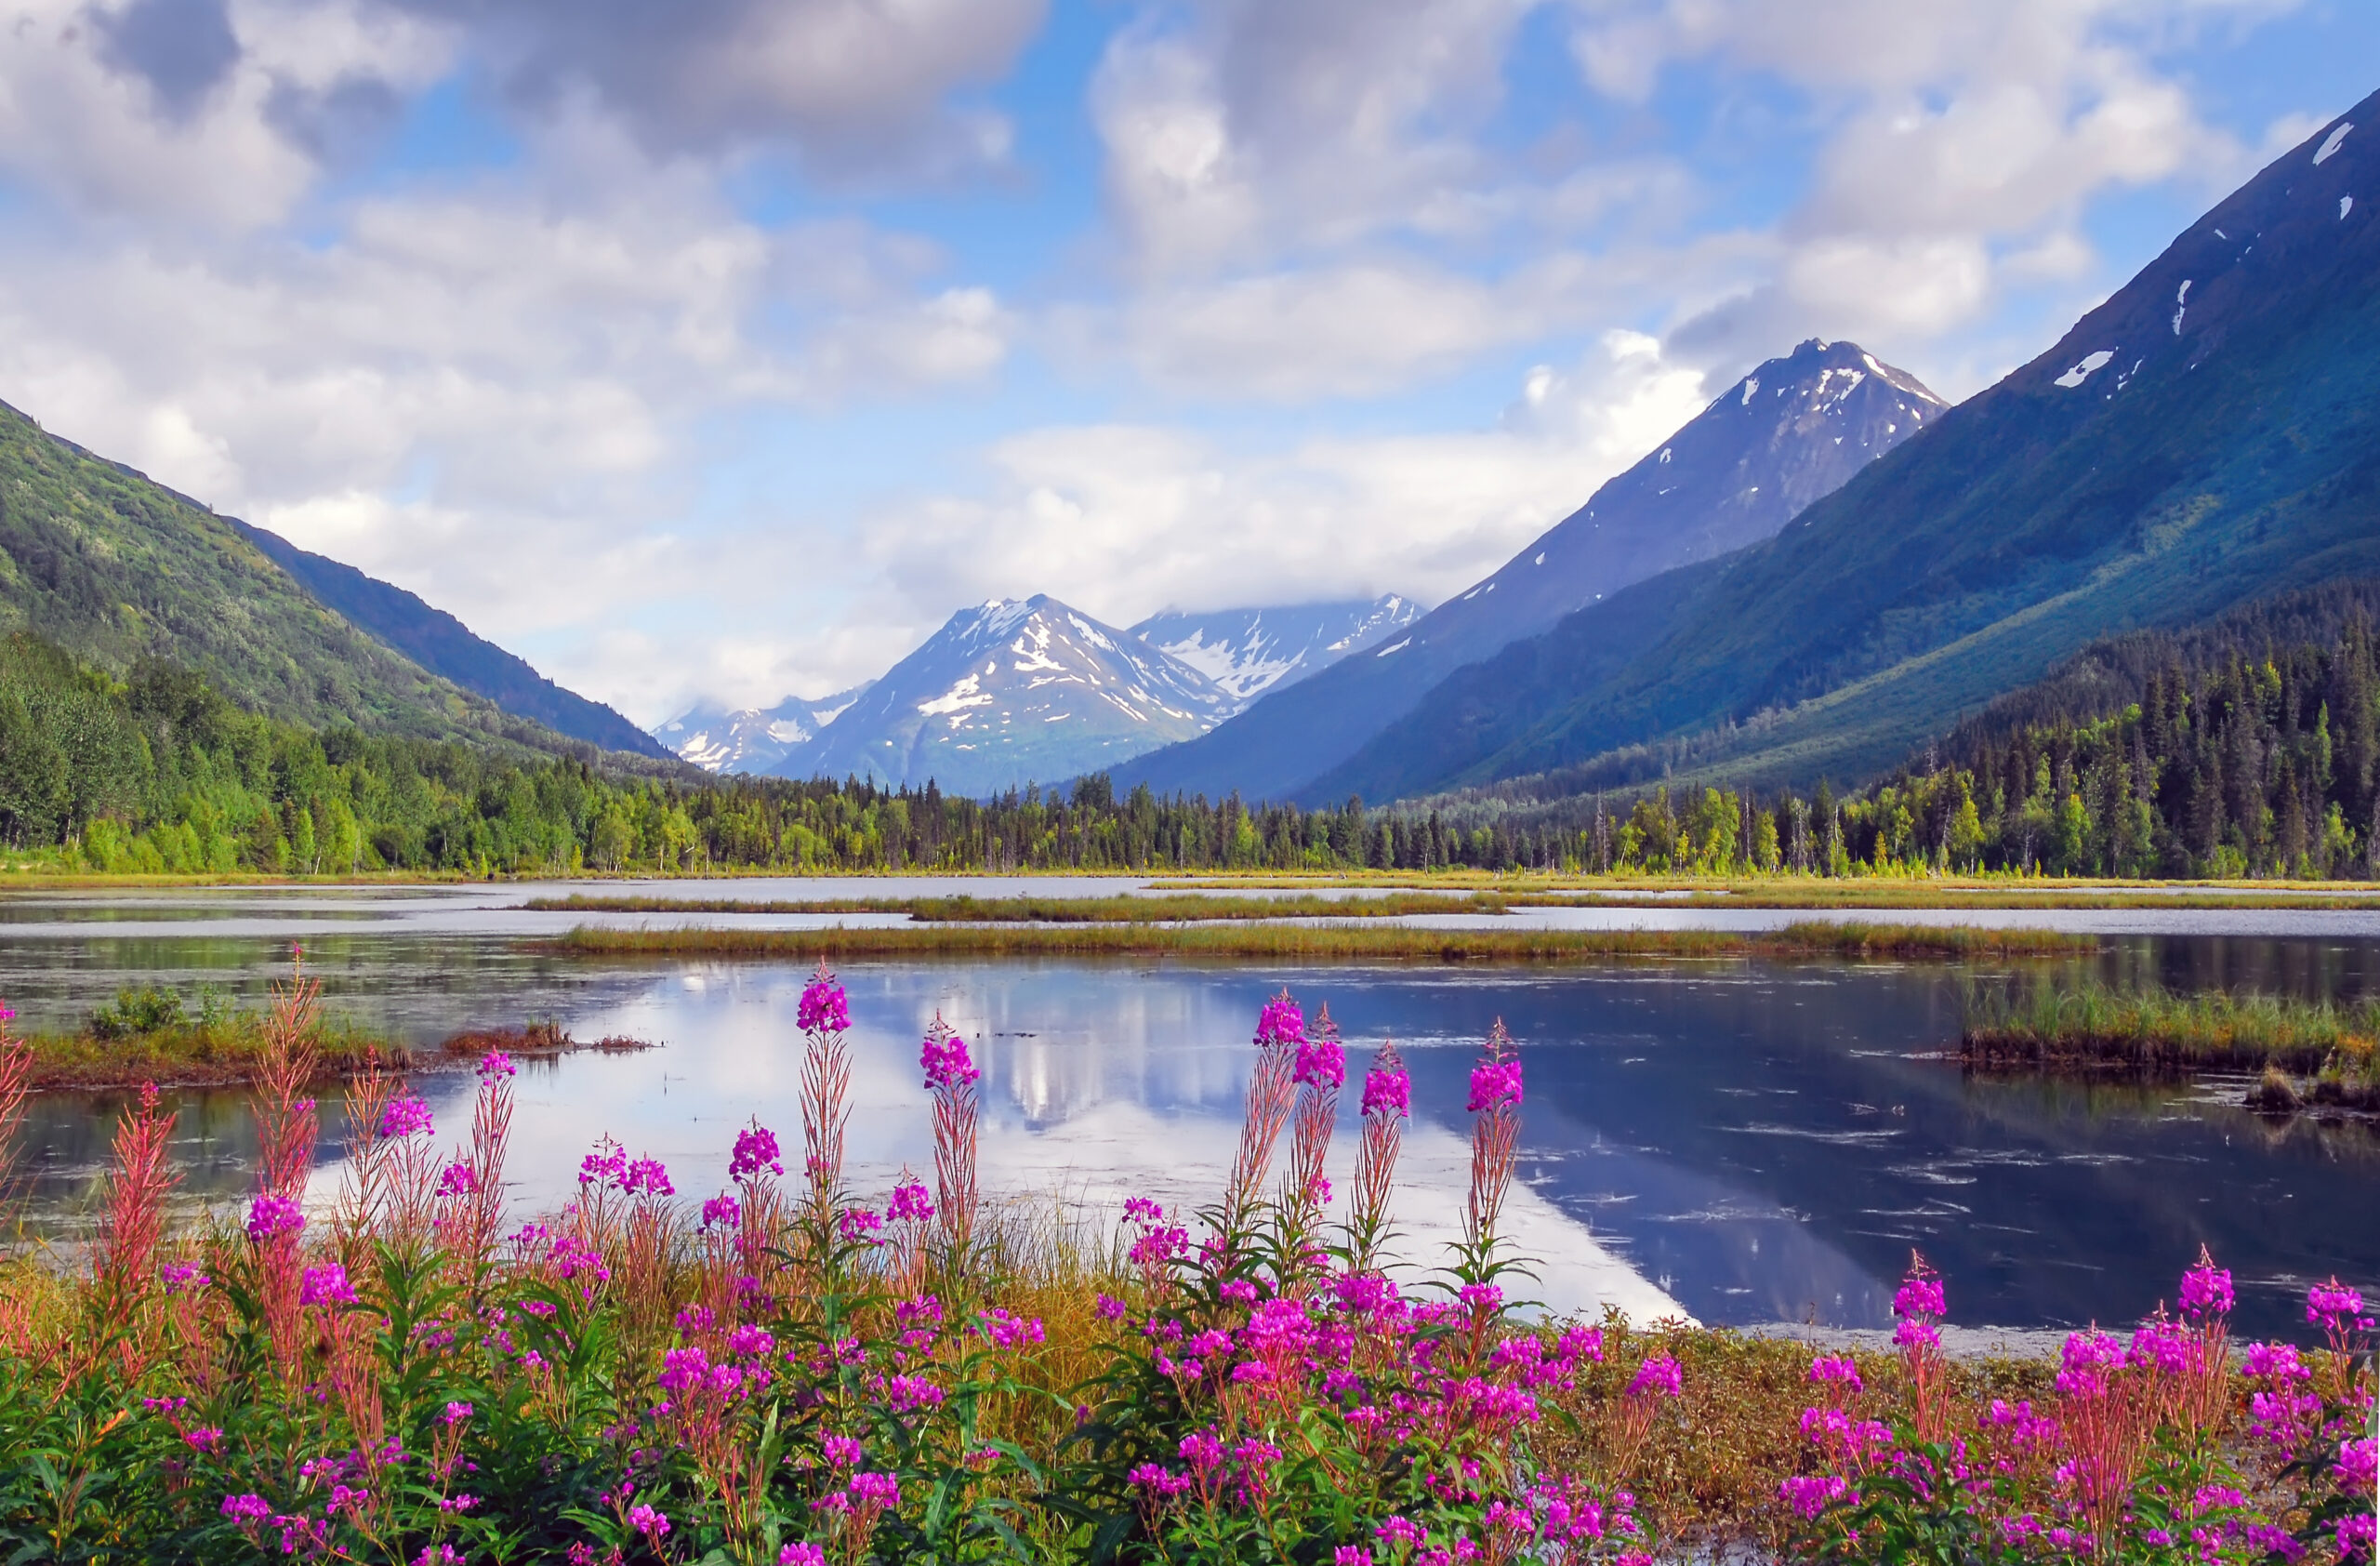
[
  {"xmin": 550, "ymin": 918, "xmax": 2091, "ymax": 962},
  {"xmin": 525, "ymin": 890, "xmax": 1515, "ymax": 921},
  {"xmin": 1962, "ymin": 975, "xmax": 2380, "ymax": 1096}
]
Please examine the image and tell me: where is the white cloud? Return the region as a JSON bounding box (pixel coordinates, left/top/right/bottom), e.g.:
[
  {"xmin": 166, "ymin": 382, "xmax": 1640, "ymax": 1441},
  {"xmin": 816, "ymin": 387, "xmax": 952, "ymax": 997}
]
[{"xmin": 859, "ymin": 330, "xmax": 1711, "ymax": 648}]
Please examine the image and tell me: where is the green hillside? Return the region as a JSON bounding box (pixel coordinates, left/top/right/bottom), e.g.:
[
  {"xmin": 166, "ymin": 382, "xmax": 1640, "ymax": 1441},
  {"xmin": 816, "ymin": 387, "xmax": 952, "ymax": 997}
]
[
  {"xmin": 0, "ymin": 398, "xmax": 680, "ymax": 764},
  {"xmin": 1314, "ymin": 92, "xmax": 2380, "ymax": 807}
]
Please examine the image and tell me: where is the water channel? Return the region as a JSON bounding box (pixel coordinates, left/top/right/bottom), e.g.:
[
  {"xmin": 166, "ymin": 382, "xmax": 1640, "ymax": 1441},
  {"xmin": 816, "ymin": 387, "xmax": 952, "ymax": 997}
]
[{"xmin": 1, "ymin": 879, "xmax": 2373, "ymax": 1342}]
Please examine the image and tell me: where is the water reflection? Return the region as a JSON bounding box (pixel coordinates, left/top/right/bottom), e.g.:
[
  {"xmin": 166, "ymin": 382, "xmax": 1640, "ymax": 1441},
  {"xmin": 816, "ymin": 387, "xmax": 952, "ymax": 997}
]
[{"xmin": 7, "ymin": 953, "xmax": 2372, "ymax": 1339}]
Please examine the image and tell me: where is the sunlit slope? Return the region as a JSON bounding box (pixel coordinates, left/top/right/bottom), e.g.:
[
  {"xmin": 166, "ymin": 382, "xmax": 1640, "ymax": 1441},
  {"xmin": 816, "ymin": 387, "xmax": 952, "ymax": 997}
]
[{"xmin": 1316, "ymin": 95, "xmax": 2380, "ymax": 803}]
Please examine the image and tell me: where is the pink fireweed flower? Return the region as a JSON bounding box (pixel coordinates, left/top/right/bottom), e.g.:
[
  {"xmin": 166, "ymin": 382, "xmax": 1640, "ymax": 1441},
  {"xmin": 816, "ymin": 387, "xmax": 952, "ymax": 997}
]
[
  {"xmin": 1893, "ymin": 1273, "xmax": 1947, "ymax": 1321},
  {"xmin": 2334, "ymin": 1437, "xmax": 2376, "ymax": 1493},
  {"xmin": 781, "ymin": 1545, "xmax": 826, "ymax": 1566},
  {"xmin": 1808, "ymin": 1355, "xmax": 1863, "ymax": 1392},
  {"xmin": 919, "ymin": 1026, "xmax": 981, "ymax": 1089},
  {"xmin": 2056, "ymin": 1330, "xmax": 2126, "ymax": 1398},
  {"xmin": 1467, "ymin": 1056, "xmax": 1523, "ymax": 1112},
  {"xmin": 2179, "ymin": 1246, "xmax": 2234, "ymax": 1320},
  {"xmin": 848, "ymin": 1472, "xmax": 900, "ymax": 1508},
  {"xmin": 700, "ymin": 1194, "xmax": 742, "ymax": 1230},
  {"xmin": 245, "ymin": 1194, "xmax": 305, "ymax": 1243},
  {"xmin": 1255, "ymin": 992, "xmax": 1307, "ymax": 1051},
  {"xmin": 728, "ymin": 1324, "xmax": 775, "ymax": 1358},
  {"xmin": 1293, "ymin": 1031, "xmax": 1346, "ymax": 1089},
  {"xmin": 1374, "ymin": 1517, "xmax": 1428, "ymax": 1547},
  {"xmin": 1122, "ymin": 1196, "xmax": 1165, "ymax": 1226},
  {"xmin": 980, "ymin": 1308, "xmax": 1044, "ymax": 1349},
  {"xmin": 221, "ymin": 1493, "xmax": 272, "ymax": 1522},
  {"xmin": 299, "ymin": 1265, "xmax": 358, "ymax": 1307},
  {"xmin": 628, "ymin": 1503, "xmax": 669, "ymax": 1538},
  {"xmin": 839, "ymin": 1206, "xmax": 883, "ymax": 1242},
  {"xmin": 161, "ymin": 1263, "xmax": 211, "ymax": 1294},
  {"xmin": 477, "ymin": 1050, "xmax": 516, "ymax": 1080},
  {"xmin": 1095, "ymin": 1293, "xmax": 1127, "ymax": 1320},
  {"xmin": 1780, "ymin": 1475, "xmax": 1854, "ymax": 1520},
  {"xmin": 435, "ymin": 1161, "xmax": 478, "ymax": 1199},
  {"xmin": 623, "ymin": 1157, "xmax": 673, "ymax": 1198},
  {"xmin": 1335, "ymin": 1549, "xmax": 1373, "ymax": 1565},
  {"xmin": 823, "ymin": 1435, "xmax": 866, "ymax": 1467},
  {"xmin": 183, "ymin": 1426, "xmax": 225, "ymax": 1453},
  {"xmin": 577, "ymin": 1140, "xmax": 628, "ymax": 1188},
  {"xmin": 377, "ymin": 1097, "xmax": 434, "ymax": 1138},
  {"xmin": 730, "ymin": 1124, "xmax": 784, "ymax": 1182},
  {"xmin": 1628, "ymin": 1355, "xmax": 1683, "ymax": 1399},
  {"xmin": 2307, "ymin": 1279, "xmax": 2372, "ymax": 1331},
  {"xmin": 1360, "ymin": 1056, "xmax": 1411, "ymax": 1119},
  {"xmin": 797, "ymin": 970, "xmax": 849, "ymax": 1034},
  {"xmin": 2129, "ymin": 1318, "xmax": 2190, "ymax": 1375},
  {"xmin": 887, "ymin": 1180, "xmax": 933, "ymax": 1223},
  {"xmin": 443, "ymin": 1401, "xmax": 473, "ymax": 1426}
]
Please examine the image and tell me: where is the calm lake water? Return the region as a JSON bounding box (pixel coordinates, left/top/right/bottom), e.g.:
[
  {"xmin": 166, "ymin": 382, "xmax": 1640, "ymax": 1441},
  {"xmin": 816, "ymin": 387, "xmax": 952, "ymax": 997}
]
[{"xmin": 1, "ymin": 880, "xmax": 2373, "ymax": 1341}]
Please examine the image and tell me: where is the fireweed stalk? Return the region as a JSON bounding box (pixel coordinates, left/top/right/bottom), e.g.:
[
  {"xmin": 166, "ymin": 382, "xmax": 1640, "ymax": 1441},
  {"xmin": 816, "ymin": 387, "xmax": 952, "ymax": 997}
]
[
  {"xmin": 1273, "ymin": 1002, "xmax": 1344, "ymax": 1291},
  {"xmin": 1344, "ymin": 1040, "xmax": 1409, "ymax": 1275},
  {"xmin": 1457, "ymin": 1019, "xmax": 1525, "ymax": 1287},
  {"xmin": 1221, "ymin": 991, "xmax": 1304, "ymax": 1247},
  {"xmin": 798, "ymin": 959, "xmax": 853, "ymax": 1224},
  {"xmin": 921, "ymin": 1014, "xmax": 982, "ymax": 1271}
]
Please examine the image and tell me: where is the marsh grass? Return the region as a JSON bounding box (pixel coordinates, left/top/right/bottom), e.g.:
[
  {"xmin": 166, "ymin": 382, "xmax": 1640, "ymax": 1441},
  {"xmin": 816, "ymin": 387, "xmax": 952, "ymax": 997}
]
[
  {"xmin": 1963, "ymin": 975, "xmax": 2380, "ymax": 1100},
  {"xmin": 549, "ymin": 918, "xmax": 2090, "ymax": 963}
]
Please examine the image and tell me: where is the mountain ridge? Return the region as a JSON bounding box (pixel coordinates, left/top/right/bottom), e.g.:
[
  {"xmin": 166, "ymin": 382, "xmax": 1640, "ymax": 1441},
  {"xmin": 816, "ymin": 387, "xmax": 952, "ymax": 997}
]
[
  {"xmin": 227, "ymin": 520, "xmax": 670, "ymax": 760},
  {"xmin": 1109, "ymin": 338, "xmax": 1946, "ymax": 803},
  {"xmin": 773, "ymin": 595, "xmax": 1233, "ymax": 796},
  {"xmin": 1320, "ymin": 91, "xmax": 2380, "ymax": 807}
]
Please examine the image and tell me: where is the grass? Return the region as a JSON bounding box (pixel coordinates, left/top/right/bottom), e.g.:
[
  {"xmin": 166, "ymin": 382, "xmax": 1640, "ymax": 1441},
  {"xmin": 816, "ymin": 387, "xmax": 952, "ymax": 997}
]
[
  {"xmin": 522, "ymin": 891, "xmax": 1513, "ymax": 921},
  {"xmin": 15, "ymin": 1015, "xmax": 650, "ymax": 1090},
  {"xmin": 1961, "ymin": 975, "xmax": 2380, "ymax": 1104},
  {"xmin": 546, "ymin": 918, "xmax": 2091, "ymax": 962}
]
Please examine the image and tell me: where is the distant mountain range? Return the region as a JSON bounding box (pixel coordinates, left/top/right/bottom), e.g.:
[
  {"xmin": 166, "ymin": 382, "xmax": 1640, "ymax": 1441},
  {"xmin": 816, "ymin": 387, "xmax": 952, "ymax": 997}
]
[
  {"xmin": 652, "ymin": 686, "xmax": 875, "ymax": 775},
  {"xmin": 655, "ymin": 594, "xmax": 1422, "ymax": 788},
  {"xmin": 1130, "ymin": 596, "xmax": 1421, "ymax": 704},
  {"xmin": 1110, "ymin": 337, "xmax": 1946, "ymax": 803},
  {"xmin": 1320, "ymin": 89, "xmax": 2380, "ymax": 809},
  {"xmin": 758, "ymin": 596, "xmax": 1233, "ymax": 797},
  {"xmin": 0, "ymin": 399, "xmax": 670, "ymax": 765}
]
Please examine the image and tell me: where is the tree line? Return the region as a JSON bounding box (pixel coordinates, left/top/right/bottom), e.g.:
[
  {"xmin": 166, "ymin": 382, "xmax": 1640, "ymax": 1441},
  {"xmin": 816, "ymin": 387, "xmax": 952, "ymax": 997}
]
[{"xmin": 11, "ymin": 587, "xmax": 2380, "ymax": 879}]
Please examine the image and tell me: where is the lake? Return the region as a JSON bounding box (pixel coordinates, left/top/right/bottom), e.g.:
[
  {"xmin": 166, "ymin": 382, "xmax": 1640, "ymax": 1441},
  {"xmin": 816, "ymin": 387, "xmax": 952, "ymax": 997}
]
[{"xmin": 2, "ymin": 880, "xmax": 2373, "ymax": 1341}]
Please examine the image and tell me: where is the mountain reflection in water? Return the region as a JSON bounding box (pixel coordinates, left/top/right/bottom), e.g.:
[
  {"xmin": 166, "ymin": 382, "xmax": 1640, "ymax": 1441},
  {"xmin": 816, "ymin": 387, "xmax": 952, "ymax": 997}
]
[{"xmin": 7, "ymin": 947, "xmax": 2373, "ymax": 1340}]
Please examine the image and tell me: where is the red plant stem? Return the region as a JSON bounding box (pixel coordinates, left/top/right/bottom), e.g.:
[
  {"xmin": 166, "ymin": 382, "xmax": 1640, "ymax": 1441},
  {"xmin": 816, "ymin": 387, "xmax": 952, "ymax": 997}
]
[
  {"xmin": 800, "ymin": 1019, "xmax": 853, "ymax": 1219},
  {"xmin": 1224, "ymin": 1042, "xmax": 1297, "ymax": 1235},
  {"xmin": 1464, "ymin": 1022, "xmax": 1520, "ymax": 1261},
  {"xmin": 95, "ymin": 1083, "xmax": 179, "ymax": 1332},
  {"xmin": 932, "ymin": 1077, "xmax": 979, "ymax": 1267}
]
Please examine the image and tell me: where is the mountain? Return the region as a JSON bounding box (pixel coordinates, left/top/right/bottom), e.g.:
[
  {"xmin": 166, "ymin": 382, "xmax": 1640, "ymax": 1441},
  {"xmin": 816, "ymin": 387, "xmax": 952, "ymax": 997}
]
[
  {"xmin": 654, "ymin": 686, "xmax": 873, "ymax": 774},
  {"xmin": 0, "ymin": 397, "xmax": 642, "ymax": 758},
  {"xmin": 1110, "ymin": 338, "xmax": 1945, "ymax": 803},
  {"xmin": 226, "ymin": 520, "xmax": 669, "ymax": 760},
  {"xmin": 1130, "ymin": 595, "xmax": 1422, "ymax": 704},
  {"xmin": 1316, "ymin": 92, "xmax": 2380, "ymax": 807},
  {"xmin": 773, "ymin": 596, "xmax": 1234, "ymax": 796}
]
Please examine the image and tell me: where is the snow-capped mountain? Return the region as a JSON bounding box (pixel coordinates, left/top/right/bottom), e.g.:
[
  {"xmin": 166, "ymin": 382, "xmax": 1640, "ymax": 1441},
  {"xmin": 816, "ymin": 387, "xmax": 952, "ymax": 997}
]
[
  {"xmin": 653, "ymin": 686, "xmax": 871, "ymax": 774},
  {"xmin": 1113, "ymin": 338, "xmax": 1948, "ymax": 803},
  {"xmin": 1130, "ymin": 595, "xmax": 1422, "ymax": 706},
  {"xmin": 771, "ymin": 596, "xmax": 1234, "ymax": 796}
]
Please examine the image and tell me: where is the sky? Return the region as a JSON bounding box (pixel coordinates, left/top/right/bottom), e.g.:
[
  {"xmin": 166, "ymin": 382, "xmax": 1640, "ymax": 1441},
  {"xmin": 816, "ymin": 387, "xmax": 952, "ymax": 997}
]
[{"xmin": 1, "ymin": 0, "xmax": 2373, "ymax": 725}]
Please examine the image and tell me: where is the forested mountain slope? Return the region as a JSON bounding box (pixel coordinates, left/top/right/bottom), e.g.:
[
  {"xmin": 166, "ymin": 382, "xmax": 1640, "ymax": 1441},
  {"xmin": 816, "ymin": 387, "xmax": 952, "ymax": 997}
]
[
  {"xmin": 1317, "ymin": 92, "xmax": 2380, "ymax": 806},
  {"xmin": 0, "ymin": 398, "xmax": 662, "ymax": 763},
  {"xmin": 229, "ymin": 520, "xmax": 668, "ymax": 759},
  {"xmin": 1111, "ymin": 338, "xmax": 1942, "ymax": 803}
]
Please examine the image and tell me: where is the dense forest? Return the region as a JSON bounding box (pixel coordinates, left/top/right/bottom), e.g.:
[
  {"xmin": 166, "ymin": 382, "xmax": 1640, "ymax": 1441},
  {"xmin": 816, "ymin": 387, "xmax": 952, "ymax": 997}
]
[{"xmin": 11, "ymin": 584, "xmax": 2380, "ymax": 879}]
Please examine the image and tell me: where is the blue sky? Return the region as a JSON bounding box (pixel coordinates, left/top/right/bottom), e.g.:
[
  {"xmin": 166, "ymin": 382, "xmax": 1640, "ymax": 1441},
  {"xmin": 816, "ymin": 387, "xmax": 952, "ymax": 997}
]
[{"xmin": 0, "ymin": 0, "xmax": 2371, "ymax": 723}]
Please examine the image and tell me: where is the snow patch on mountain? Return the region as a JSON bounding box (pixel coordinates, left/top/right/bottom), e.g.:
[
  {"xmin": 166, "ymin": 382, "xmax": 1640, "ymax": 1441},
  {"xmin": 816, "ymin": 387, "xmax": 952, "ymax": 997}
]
[
  {"xmin": 654, "ymin": 685, "xmax": 872, "ymax": 773},
  {"xmin": 1130, "ymin": 595, "xmax": 1421, "ymax": 707}
]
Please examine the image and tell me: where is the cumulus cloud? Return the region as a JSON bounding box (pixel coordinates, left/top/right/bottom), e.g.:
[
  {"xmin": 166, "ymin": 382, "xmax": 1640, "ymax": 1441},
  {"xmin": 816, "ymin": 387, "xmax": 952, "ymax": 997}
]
[
  {"xmin": 380, "ymin": 0, "xmax": 1044, "ymax": 171},
  {"xmin": 0, "ymin": 108, "xmax": 1014, "ymax": 675},
  {"xmin": 856, "ymin": 331, "xmax": 1711, "ymax": 650}
]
